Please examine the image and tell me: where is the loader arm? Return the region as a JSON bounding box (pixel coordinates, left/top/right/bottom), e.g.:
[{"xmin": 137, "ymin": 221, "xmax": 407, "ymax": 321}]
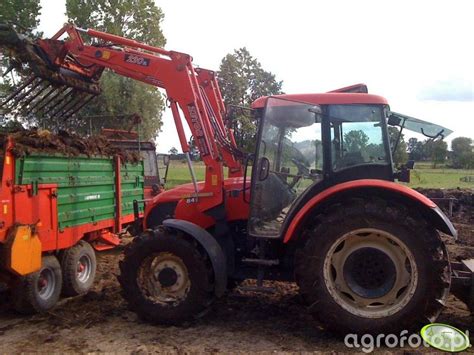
[{"xmin": 1, "ymin": 24, "xmax": 244, "ymax": 211}]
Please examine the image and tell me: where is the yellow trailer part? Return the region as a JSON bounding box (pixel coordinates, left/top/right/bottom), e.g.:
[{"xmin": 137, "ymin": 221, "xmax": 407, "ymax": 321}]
[{"xmin": 6, "ymin": 225, "xmax": 42, "ymax": 276}]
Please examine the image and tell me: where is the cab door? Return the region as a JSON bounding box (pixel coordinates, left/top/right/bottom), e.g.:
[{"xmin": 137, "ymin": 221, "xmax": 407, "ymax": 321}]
[{"xmin": 248, "ymin": 98, "xmax": 324, "ymax": 238}]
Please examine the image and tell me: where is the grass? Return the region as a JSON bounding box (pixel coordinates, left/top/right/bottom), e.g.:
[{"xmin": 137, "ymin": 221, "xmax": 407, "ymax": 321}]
[
  {"xmin": 165, "ymin": 160, "xmax": 205, "ymax": 188},
  {"xmin": 164, "ymin": 160, "xmax": 474, "ymax": 190},
  {"xmin": 407, "ymin": 162, "xmax": 474, "ymax": 189}
]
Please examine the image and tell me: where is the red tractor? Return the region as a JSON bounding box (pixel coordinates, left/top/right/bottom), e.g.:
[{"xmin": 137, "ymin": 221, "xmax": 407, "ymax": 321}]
[{"xmin": 1, "ymin": 24, "xmax": 472, "ymax": 334}]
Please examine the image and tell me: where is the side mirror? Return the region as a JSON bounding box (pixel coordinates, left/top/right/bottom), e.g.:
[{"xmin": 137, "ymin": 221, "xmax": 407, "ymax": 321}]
[
  {"xmin": 258, "ymin": 157, "xmax": 270, "ymax": 181},
  {"xmin": 163, "ymin": 155, "xmax": 170, "ymax": 166},
  {"xmin": 387, "ymin": 114, "xmax": 402, "ymax": 126}
]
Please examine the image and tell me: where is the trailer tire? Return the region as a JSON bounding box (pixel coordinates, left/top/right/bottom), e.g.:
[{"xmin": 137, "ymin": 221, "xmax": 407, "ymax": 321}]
[
  {"xmin": 61, "ymin": 240, "xmax": 97, "ymax": 297},
  {"xmin": 118, "ymin": 228, "xmax": 215, "ymax": 325},
  {"xmin": 295, "ymin": 198, "xmax": 451, "ymax": 335},
  {"xmin": 12, "ymin": 255, "xmax": 63, "ymax": 314}
]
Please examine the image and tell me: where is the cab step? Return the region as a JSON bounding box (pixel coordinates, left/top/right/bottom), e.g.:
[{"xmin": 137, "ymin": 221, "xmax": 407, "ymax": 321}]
[
  {"xmin": 242, "ymin": 258, "xmax": 279, "ymax": 266},
  {"xmin": 238, "ymin": 285, "xmax": 276, "ymax": 293}
]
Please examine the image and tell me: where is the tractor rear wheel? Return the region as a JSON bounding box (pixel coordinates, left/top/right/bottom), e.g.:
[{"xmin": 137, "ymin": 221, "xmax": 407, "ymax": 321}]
[
  {"xmin": 295, "ymin": 198, "xmax": 450, "ymax": 335},
  {"xmin": 12, "ymin": 255, "xmax": 63, "ymax": 314},
  {"xmin": 118, "ymin": 228, "xmax": 215, "ymax": 325}
]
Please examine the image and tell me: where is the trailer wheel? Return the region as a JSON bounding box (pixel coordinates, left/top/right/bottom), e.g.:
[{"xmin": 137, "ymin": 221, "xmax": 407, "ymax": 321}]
[
  {"xmin": 118, "ymin": 228, "xmax": 215, "ymax": 325},
  {"xmin": 12, "ymin": 255, "xmax": 63, "ymax": 314},
  {"xmin": 61, "ymin": 240, "xmax": 97, "ymax": 296},
  {"xmin": 295, "ymin": 198, "xmax": 450, "ymax": 335}
]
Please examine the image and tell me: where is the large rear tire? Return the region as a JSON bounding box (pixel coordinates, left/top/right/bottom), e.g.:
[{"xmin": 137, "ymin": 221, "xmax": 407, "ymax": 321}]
[
  {"xmin": 295, "ymin": 198, "xmax": 451, "ymax": 335},
  {"xmin": 118, "ymin": 228, "xmax": 215, "ymax": 325},
  {"xmin": 12, "ymin": 255, "xmax": 63, "ymax": 314}
]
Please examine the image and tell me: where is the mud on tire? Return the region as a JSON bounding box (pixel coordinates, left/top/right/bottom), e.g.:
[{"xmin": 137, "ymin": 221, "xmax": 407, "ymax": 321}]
[
  {"xmin": 12, "ymin": 255, "xmax": 63, "ymax": 314},
  {"xmin": 118, "ymin": 228, "xmax": 215, "ymax": 325},
  {"xmin": 295, "ymin": 197, "xmax": 451, "ymax": 335},
  {"xmin": 61, "ymin": 240, "xmax": 97, "ymax": 297}
]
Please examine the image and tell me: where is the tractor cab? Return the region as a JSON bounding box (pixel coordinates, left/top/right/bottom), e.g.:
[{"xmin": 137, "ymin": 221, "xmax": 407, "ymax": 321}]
[{"xmin": 248, "ymin": 93, "xmax": 450, "ymax": 238}]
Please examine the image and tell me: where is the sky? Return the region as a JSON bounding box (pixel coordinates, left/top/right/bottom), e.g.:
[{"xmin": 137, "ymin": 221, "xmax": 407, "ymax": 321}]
[{"xmin": 38, "ymin": 0, "xmax": 474, "ymax": 153}]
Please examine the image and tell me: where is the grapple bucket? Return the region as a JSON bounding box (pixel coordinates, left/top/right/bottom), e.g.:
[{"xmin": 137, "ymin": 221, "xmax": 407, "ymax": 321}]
[{"xmin": 0, "ymin": 24, "xmax": 101, "ymax": 121}]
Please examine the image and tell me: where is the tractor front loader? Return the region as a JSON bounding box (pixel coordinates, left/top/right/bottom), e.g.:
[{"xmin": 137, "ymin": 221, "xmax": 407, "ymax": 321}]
[{"xmin": 1, "ymin": 23, "xmax": 472, "ymax": 335}]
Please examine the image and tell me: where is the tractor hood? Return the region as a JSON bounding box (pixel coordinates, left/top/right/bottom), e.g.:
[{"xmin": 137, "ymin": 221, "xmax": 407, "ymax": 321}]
[{"xmin": 388, "ymin": 111, "xmax": 453, "ymax": 139}]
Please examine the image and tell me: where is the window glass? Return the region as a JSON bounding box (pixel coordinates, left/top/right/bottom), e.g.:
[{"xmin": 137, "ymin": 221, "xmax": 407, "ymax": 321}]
[
  {"xmin": 329, "ymin": 105, "xmax": 387, "ymax": 170},
  {"xmin": 249, "ymin": 99, "xmax": 323, "ymax": 237}
]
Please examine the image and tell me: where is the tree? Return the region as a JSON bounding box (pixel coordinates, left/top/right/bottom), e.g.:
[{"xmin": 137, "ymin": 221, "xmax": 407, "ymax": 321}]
[
  {"xmin": 218, "ymin": 47, "xmax": 283, "ymax": 151},
  {"xmin": 344, "ymin": 130, "xmax": 369, "ymax": 152},
  {"xmin": 407, "ymin": 137, "xmax": 424, "ymax": 161},
  {"xmin": 388, "ymin": 126, "xmax": 408, "ymax": 165},
  {"xmin": 168, "ymin": 147, "xmax": 178, "ymax": 155},
  {"xmin": 451, "ymin": 137, "xmax": 474, "ymax": 169},
  {"xmin": 65, "ymin": 0, "xmax": 166, "ymax": 140},
  {"xmin": 0, "ymin": 0, "xmax": 42, "ymax": 104},
  {"xmin": 431, "ymin": 140, "xmax": 448, "ymax": 168},
  {"xmin": 0, "ymin": 0, "xmax": 41, "ymax": 34}
]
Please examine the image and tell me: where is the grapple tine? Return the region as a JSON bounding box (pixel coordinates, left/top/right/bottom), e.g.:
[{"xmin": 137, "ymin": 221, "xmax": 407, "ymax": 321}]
[
  {"xmin": 10, "ymin": 77, "xmax": 44, "ymax": 106},
  {"xmin": 53, "ymin": 91, "xmax": 83, "ymax": 118},
  {"xmin": 41, "ymin": 95, "xmax": 67, "ymax": 117},
  {"xmin": 60, "ymin": 93, "xmax": 87, "ymax": 118},
  {"xmin": 0, "ymin": 74, "xmax": 36, "ymax": 108},
  {"xmin": 17, "ymin": 79, "xmax": 49, "ymax": 112},
  {"xmin": 47, "ymin": 88, "xmax": 76, "ymax": 117},
  {"xmin": 63, "ymin": 94, "xmax": 96, "ymax": 119},
  {"xmin": 35, "ymin": 86, "xmax": 64, "ymax": 113},
  {"xmin": 28, "ymin": 84, "xmax": 58, "ymax": 112}
]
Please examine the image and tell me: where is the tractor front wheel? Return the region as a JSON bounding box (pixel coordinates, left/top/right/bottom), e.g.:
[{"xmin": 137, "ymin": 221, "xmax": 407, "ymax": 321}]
[
  {"xmin": 118, "ymin": 228, "xmax": 215, "ymax": 325},
  {"xmin": 295, "ymin": 198, "xmax": 450, "ymax": 335}
]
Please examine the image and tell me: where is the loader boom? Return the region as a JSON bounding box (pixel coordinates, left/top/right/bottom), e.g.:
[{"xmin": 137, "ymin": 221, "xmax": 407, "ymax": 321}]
[{"xmin": 2, "ymin": 24, "xmax": 243, "ymax": 212}]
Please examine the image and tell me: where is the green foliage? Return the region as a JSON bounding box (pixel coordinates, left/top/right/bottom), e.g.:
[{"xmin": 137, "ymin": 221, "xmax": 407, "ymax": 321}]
[
  {"xmin": 0, "ymin": 0, "xmax": 41, "ymax": 34},
  {"xmin": 430, "ymin": 140, "xmax": 448, "ymax": 168},
  {"xmin": 388, "ymin": 126, "xmax": 408, "ymax": 165},
  {"xmin": 65, "ymin": 0, "xmax": 166, "ymax": 140},
  {"xmin": 407, "ymin": 137, "xmax": 424, "ymax": 161},
  {"xmin": 344, "ymin": 130, "xmax": 369, "ymax": 152},
  {"xmin": 0, "ymin": 0, "xmax": 42, "ymax": 102},
  {"xmin": 218, "ymin": 47, "xmax": 283, "ymax": 151},
  {"xmin": 408, "ymin": 162, "xmax": 474, "ymax": 189},
  {"xmin": 65, "ymin": 0, "xmax": 165, "ymax": 47},
  {"xmin": 451, "ymin": 137, "xmax": 474, "ymax": 169}
]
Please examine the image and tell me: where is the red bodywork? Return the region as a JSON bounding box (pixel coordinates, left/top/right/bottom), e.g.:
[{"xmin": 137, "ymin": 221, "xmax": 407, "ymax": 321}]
[
  {"xmin": 23, "ymin": 25, "xmax": 440, "ymax": 244},
  {"xmin": 144, "ymin": 177, "xmax": 250, "ymax": 230},
  {"xmin": 0, "ymin": 140, "xmax": 134, "ymax": 255},
  {"xmin": 283, "ymin": 179, "xmax": 437, "ymax": 243},
  {"xmin": 251, "ymin": 92, "xmax": 388, "ymax": 109},
  {"xmin": 33, "ymin": 24, "xmax": 244, "ymax": 220}
]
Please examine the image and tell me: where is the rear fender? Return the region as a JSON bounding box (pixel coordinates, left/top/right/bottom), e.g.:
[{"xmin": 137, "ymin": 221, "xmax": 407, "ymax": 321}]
[
  {"xmin": 162, "ymin": 219, "xmax": 227, "ymax": 297},
  {"xmin": 283, "ymin": 179, "xmax": 457, "ymax": 243}
]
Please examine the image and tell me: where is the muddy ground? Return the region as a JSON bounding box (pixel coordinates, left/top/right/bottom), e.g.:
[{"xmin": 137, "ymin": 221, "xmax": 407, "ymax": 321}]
[{"xmin": 0, "ymin": 189, "xmax": 473, "ymax": 353}]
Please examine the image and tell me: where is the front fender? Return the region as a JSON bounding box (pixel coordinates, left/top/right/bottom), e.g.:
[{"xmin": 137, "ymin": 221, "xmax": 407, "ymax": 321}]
[
  {"xmin": 162, "ymin": 219, "xmax": 227, "ymax": 297},
  {"xmin": 283, "ymin": 179, "xmax": 457, "ymax": 243}
]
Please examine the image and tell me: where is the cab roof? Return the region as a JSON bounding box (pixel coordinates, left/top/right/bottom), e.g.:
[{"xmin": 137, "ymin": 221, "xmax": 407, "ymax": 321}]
[{"xmin": 251, "ymin": 92, "xmax": 389, "ymax": 109}]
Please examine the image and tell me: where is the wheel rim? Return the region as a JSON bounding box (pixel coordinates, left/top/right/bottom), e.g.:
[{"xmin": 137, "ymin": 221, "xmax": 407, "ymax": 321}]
[
  {"xmin": 77, "ymin": 254, "xmax": 93, "ymax": 284},
  {"xmin": 323, "ymin": 228, "xmax": 418, "ymax": 318},
  {"xmin": 138, "ymin": 252, "xmax": 191, "ymax": 305},
  {"xmin": 37, "ymin": 267, "xmax": 56, "ymax": 300}
]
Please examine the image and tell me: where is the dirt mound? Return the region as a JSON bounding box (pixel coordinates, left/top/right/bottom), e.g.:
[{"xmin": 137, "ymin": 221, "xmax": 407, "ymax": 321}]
[
  {"xmin": 417, "ymin": 188, "xmax": 474, "ymax": 261},
  {"xmin": 0, "ymin": 128, "xmax": 141, "ymax": 163}
]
